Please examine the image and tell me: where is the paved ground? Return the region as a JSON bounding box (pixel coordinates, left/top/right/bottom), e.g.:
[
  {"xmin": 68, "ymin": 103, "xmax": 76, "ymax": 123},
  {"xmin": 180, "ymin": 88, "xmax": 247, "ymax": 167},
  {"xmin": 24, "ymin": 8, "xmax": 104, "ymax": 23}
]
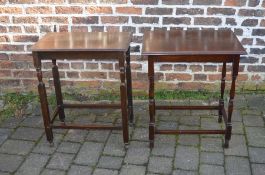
[{"xmin": 0, "ymin": 94, "xmax": 264, "ymax": 175}]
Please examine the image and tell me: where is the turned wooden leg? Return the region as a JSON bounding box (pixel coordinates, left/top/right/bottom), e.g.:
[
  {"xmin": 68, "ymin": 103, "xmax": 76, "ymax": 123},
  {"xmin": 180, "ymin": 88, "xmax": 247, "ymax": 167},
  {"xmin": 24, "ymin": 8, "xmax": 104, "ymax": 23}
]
[
  {"xmin": 219, "ymin": 62, "xmax": 226, "ymax": 123},
  {"xmin": 52, "ymin": 59, "xmax": 65, "ymax": 123},
  {"xmin": 125, "ymin": 47, "xmax": 134, "ymax": 126},
  {"xmin": 224, "ymin": 57, "xmax": 240, "ymax": 148},
  {"xmin": 33, "ymin": 52, "xmax": 53, "ymax": 145},
  {"xmin": 119, "ymin": 54, "xmax": 129, "ymax": 148},
  {"xmin": 148, "ymin": 58, "xmax": 155, "ymax": 148}
]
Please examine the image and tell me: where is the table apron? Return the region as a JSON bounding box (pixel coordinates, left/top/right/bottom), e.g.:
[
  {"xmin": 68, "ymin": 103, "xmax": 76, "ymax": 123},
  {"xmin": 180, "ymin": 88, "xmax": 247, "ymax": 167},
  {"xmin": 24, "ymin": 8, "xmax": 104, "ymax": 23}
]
[
  {"xmin": 36, "ymin": 51, "xmax": 125, "ymax": 60},
  {"xmin": 149, "ymin": 55, "xmax": 238, "ymax": 63}
]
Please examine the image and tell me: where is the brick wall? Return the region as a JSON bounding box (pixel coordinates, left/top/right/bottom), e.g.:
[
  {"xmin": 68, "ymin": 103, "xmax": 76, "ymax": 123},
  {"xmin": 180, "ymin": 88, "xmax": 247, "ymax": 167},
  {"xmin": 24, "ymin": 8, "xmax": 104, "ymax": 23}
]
[{"xmin": 0, "ymin": 0, "xmax": 265, "ymax": 92}]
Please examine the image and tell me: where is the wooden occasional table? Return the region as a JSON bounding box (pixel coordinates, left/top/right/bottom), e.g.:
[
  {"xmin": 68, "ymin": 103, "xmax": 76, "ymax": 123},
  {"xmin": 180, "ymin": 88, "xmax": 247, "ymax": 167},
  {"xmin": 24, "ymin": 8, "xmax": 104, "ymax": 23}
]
[
  {"xmin": 32, "ymin": 32, "xmax": 134, "ymax": 147},
  {"xmin": 142, "ymin": 29, "xmax": 246, "ymax": 148}
]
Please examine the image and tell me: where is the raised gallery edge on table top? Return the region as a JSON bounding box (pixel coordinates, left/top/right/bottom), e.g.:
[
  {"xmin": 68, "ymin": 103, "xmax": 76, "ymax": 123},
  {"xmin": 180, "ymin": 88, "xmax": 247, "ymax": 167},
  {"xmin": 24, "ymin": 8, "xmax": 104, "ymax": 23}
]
[
  {"xmin": 32, "ymin": 32, "xmax": 132, "ymax": 52},
  {"xmin": 142, "ymin": 29, "xmax": 247, "ymax": 56}
]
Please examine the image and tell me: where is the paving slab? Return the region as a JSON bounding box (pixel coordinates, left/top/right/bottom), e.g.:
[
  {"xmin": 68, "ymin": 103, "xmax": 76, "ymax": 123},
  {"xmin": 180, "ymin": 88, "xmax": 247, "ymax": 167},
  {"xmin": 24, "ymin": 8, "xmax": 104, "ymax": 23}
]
[
  {"xmin": 251, "ymin": 163, "xmax": 265, "ymax": 175},
  {"xmin": 148, "ymin": 156, "xmax": 173, "ymax": 174},
  {"xmin": 0, "ymin": 154, "xmax": 23, "ymax": 173},
  {"xmin": 67, "ymin": 165, "xmax": 92, "ymax": 175},
  {"xmin": 246, "ymin": 127, "xmax": 265, "ymax": 147},
  {"xmin": 249, "ymin": 147, "xmax": 265, "ymax": 163},
  {"xmin": 200, "ymin": 152, "xmax": 224, "ymax": 166},
  {"xmin": 0, "ymin": 139, "xmax": 35, "ymax": 155},
  {"xmin": 119, "ymin": 165, "xmax": 146, "ymax": 175},
  {"xmin": 175, "ymin": 145, "xmax": 199, "ymax": 171},
  {"xmin": 124, "ymin": 141, "xmax": 150, "ymax": 165},
  {"xmin": 224, "ymin": 134, "xmax": 248, "ymax": 156},
  {"xmin": 225, "ymin": 156, "xmax": 251, "ymax": 175},
  {"xmin": 93, "ymin": 168, "xmax": 118, "ymax": 175},
  {"xmin": 11, "ymin": 127, "xmax": 43, "ymax": 141},
  {"xmin": 97, "ymin": 156, "xmax": 123, "ymax": 170},
  {"xmin": 199, "ymin": 164, "xmax": 225, "ymax": 175},
  {"xmin": 47, "ymin": 153, "xmax": 74, "ymax": 170}
]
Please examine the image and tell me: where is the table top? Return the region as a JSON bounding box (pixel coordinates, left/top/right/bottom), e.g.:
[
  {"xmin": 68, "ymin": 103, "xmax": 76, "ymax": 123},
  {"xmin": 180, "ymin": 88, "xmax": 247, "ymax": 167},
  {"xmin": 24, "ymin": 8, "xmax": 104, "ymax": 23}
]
[
  {"xmin": 32, "ymin": 32, "xmax": 132, "ymax": 52},
  {"xmin": 142, "ymin": 29, "xmax": 246, "ymax": 56}
]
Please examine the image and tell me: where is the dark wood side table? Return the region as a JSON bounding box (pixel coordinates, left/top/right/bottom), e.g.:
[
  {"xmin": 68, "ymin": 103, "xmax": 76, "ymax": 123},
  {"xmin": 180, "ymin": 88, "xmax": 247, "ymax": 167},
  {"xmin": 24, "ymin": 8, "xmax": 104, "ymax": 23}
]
[
  {"xmin": 142, "ymin": 29, "xmax": 246, "ymax": 148},
  {"xmin": 32, "ymin": 32, "xmax": 134, "ymax": 147}
]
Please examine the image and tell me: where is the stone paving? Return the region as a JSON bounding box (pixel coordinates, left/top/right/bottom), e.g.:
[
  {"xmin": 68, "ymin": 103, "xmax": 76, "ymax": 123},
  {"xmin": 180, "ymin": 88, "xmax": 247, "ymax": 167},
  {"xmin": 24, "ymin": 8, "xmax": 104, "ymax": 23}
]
[{"xmin": 0, "ymin": 94, "xmax": 264, "ymax": 175}]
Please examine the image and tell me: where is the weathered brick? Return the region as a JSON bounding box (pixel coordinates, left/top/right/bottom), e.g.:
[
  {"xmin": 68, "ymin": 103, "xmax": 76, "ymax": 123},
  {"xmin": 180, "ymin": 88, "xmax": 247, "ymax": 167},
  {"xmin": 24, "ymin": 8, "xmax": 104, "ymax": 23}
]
[
  {"xmin": 226, "ymin": 18, "xmax": 237, "ymax": 26},
  {"xmin": 13, "ymin": 17, "xmax": 38, "ymax": 24},
  {"xmin": 116, "ymin": 7, "xmax": 142, "ymax": 14},
  {"xmin": 0, "ymin": 7, "xmax": 22, "ymax": 14},
  {"xmin": 101, "ymin": 16, "xmax": 128, "ymax": 24},
  {"xmin": 163, "ymin": 17, "xmax": 191, "ymax": 25},
  {"xmin": 146, "ymin": 8, "xmax": 173, "ymax": 15},
  {"xmin": 80, "ymin": 72, "xmax": 107, "ymax": 79},
  {"xmin": 238, "ymin": 9, "xmax": 265, "ymax": 17},
  {"xmin": 252, "ymin": 29, "xmax": 265, "ymax": 36},
  {"xmin": 241, "ymin": 38, "xmax": 253, "ymax": 45},
  {"xmin": 193, "ymin": 0, "xmax": 222, "ymax": 5},
  {"xmin": 250, "ymin": 48, "xmax": 265, "ymax": 54},
  {"xmin": 207, "ymin": 8, "xmax": 236, "ymax": 15},
  {"xmin": 131, "ymin": 0, "xmax": 158, "ymax": 5},
  {"xmin": 194, "ymin": 17, "xmax": 222, "ymax": 25},
  {"xmin": 42, "ymin": 17, "xmax": 68, "ymax": 23},
  {"xmin": 132, "ymin": 17, "xmax": 159, "ymax": 24},
  {"xmin": 9, "ymin": 0, "xmax": 35, "ymax": 3},
  {"xmin": 241, "ymin": 19, "xmax": 258, "ymax": 26},
  {"xmin": 13, "ymin": 35, "xmax": 39, "ymax": 42},
  {"xmin": 165, "ymin": 73, "xmax": 192, "ymax": 81},
  {"xmin": 86, "ymin": 6, "xmax": 112, "ymax": 14},
  {"xmin": 248, "ymin": 0, "xmax": 260, "ymax": 7},
  {"xmin": 247, "ymin": 65, "xmax": 265, "ymax": 72},
  {"xmin": 100, "ymin": 0, "xmax": 126, "ymax": 3},
  {"xmin": 72, "ymin": 16, "xmax": 98, "ymax": 24},
  {"xmin": 256, "ymin": 38, "xmax": 265, "ymax": 46},
  {"xmin": 225, "ymin": 0, "xmax": 247, "ymax": 6},
  {"xmin": 176, "ymin": 8, "xmax": 204, "ymax": 15},
  {"xmin": 56, "ymin": 6, "xmax": 83, "ymax": 14},
  {"xmin": 26, "ymin": 6, "xmax": 52, "ymax": 14},
  {"xmin": 162, "ymin": 0, "xmax": 189, "ymax": 5}
]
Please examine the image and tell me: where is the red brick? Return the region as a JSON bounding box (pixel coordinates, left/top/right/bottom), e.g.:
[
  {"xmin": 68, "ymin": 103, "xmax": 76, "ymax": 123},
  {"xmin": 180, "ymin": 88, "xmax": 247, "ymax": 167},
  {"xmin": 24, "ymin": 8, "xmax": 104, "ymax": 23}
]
[
  {"xmin": 162, "ymin": 0, "xmax": 189, "ymax": 5},
  {"xmin": 116, "ymin": 7, "xmax": 142, "ymax": 14},
  {"xmin": 165, "ymin": 73, "xmax": 192, "ymax": 81},
  {"xmin": 86, "ymin": 6, "xmax": 113, "ymax": 14},
  {"xmin": 251, "ymin": 74, "xmax": 262, "ymax": 81},
  {"xmin": 160, "ymin": 64, "xmax": 172, "ymax": 71},
  {"xmin": 13, "ymin": 17, "xmax": 38, "ymax": 24},
  {"xmin": 101, "ymin": 16, "xmax": 128, "ymax": 24},
  {"xmin": 9, "ymin": 54, "xmax": 32, "ymax": 61},
  {"xmin": 0, "ymin": 16, "xmax": 9, "ymax": 23},
  {"xmin": 86, "ymin": 63, "xmax": 98, "ymax": 70},
  {"xmin": 80, "ymin": 72, "xmax": 107, "ymax": 79},
  {"xmin": 24, "ymin": 26, "xmax": 37, "ymax": 33},
  {"xmin": 8, "ymin": 26, "xmax": 21, "ymax": 33},
  {"xmin": 190, "ymin": 65, "xmax": 202, "ymax": 72},
  {"xmin": 0, "ymin": 44, "xmax": 24, "ymax": 51},
  {"xmin": 55, "ymin": 6, "xmax": 83, "ymax": 14},
  {"xmin": 106, "ymin": 26, "xmax": 120, "ymax": 32},
  {"xmin": 26, "ymin": 6, "xmax": 52, "ymax": 14},
  {"xmin": 42, "ymin": 17, "xmax": 68, "ymax": 24},
  {"xmin": 224, "ymin": 0, "xmax": 247, "ymax": 6},
  {"xmin": 0, "ymin": 70, "xmax": 11, "ymax": 77},
  {"xmin": 72, "ymin": 17, "xmax": 98, "ymax": 24},
  {"xmin": 174, "ymin": 64, "xmax": 187, "ymax": 71},
  {"xmin": 208, "ymin": 74, "xmax": 221, "ymax": 81},
  {"xmin": 100, "ymin": 0, "xmax": 127, "ymax": 4},
  {"xmin": 0, "ymin": 7, "xmax": 22, "ymax": 14},
  {"xmin": 204, "ymin": 65, "xmax": 217, "ymax": 72},
  {"xmin": 0, "ymin": 61, "xmax": 15, "ymax": 69},
  {"xmin": 71, "ymin": 62, "xmax": 84, "ymax": 69},
  {"xmin": 13, "ymin": 35, "xmax": 39, "ymax": 42},
  {"xmin": 71, "ymin": 26, "xmax": 88, "ymax": 32},
  {"xmin": 9, "ymin": 0, "xmax": 35, "ymax": 3},
  {"xmin": 66, "ymin": 71, "xmax": 80, "ymax": 78},
  {"xmin": 0, "ymin": 35, "xmax": 10, "ymax": 42},
  {"xmin": 101, "ymin": 63, "xmax": 113, "ymax": 70},
  {"xmin": 194, "ymin": 74, "xmax": 207, "ymax": 81},
  {"xmin": 109, "ymin": 72, "xmax": 120, "ymax": 79},
  {"xmin": 13, "ymin": 70, "xmax": 35, "ymax": 78},
  {"xmin": 132, "ymin": 81, "xmax": 148, "ymax": 90},
  {"xmin": 61, "ymin": 80, "xmax": 101, "ymax": 89},
  {"xmin": 0, "ymin": 79, "xmax": 20, "ymax": 87},
  {"xmin": 0, "ymin": 53, "xmax": 8, "ymax": 60},
  {"xmin": 131, "ymin": 63, "xmax": 142, "ymax": 70},
  {"xmin": 131, "ymin": 0, "xmax": 158, "ymax": 4}
]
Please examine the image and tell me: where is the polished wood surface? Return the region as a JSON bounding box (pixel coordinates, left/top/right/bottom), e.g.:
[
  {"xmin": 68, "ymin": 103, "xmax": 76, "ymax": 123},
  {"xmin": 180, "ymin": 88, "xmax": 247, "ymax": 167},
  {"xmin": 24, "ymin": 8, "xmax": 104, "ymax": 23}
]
[
  {"xmin": 32, "ymin": 32, "xmax": 134, "ymax": 147},
  {"xmin": 142, "ymin": 29, "xmax": 246, "ymax": 55},
  {"xmin": 32, "ymin": 32, "xmax": 132, "ymax": 52},
  {"xmin": 143, "ymin": 29, "xmax": 245, "ymax": 149}
]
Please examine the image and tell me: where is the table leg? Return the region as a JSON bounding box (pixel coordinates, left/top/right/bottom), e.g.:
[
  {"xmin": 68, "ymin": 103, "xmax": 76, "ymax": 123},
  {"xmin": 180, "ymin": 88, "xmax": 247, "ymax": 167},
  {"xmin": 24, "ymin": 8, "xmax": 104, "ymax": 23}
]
[
  {"xmin": 148, "ymin": 58, "xmax": 155, "ymax": 148},
  {"xmin": 126, "ymin": 47, "xmax": 134, "ymax": 126},
  {"xmin": 224, "ymin": 57, "xmax": 240, "ymax": 148},
  {"xmin": 33, "ymin": 52, "xmax": 53, "ymax": 145},
  {"xmin": 52, "ymin": 59, "xmax": 65, "ymax": 123},
  {"xmin": 119, "ymin": 54, "xmax": 129, "ymax": 147},
  {"xmin": 219, "ymin": 62, "xmax": 226, "ymax": 123}
]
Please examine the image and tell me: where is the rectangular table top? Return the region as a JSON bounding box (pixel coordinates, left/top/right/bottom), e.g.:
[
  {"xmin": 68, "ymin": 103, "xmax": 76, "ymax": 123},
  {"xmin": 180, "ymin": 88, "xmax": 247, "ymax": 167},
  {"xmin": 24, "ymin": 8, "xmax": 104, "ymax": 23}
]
[
  {"xmin": 142, "ymin": 29, "xmax": 246, "ymax": 56},
  {"xmin": 32, "ymin": 32, "xmax": 132, "ymax": 52}
]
